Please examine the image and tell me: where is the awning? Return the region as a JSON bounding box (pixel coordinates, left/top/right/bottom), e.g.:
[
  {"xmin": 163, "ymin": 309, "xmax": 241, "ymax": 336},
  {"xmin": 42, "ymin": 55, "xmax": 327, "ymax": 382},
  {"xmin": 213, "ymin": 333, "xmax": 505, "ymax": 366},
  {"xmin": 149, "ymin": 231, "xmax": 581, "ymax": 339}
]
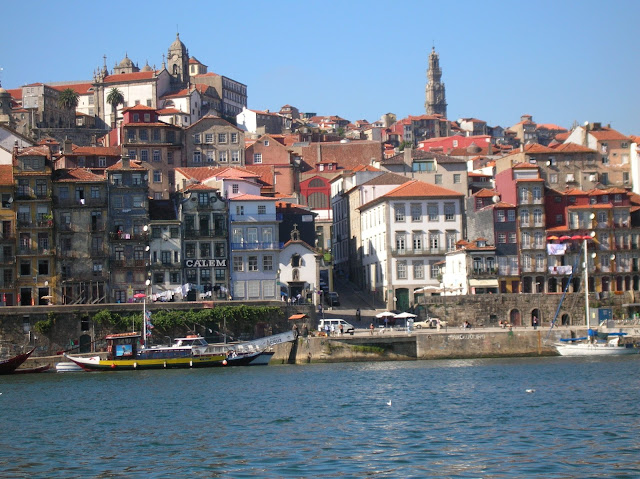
[{"xmin": 469, "ymin": 279, "xmax": 499, "ymax": 287}]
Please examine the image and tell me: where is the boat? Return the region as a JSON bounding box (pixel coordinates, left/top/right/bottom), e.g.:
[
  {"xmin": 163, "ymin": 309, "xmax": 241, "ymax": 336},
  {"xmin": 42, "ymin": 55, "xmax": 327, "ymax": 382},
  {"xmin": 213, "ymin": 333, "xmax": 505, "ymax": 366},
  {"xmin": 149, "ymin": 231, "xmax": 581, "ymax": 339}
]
[
  {"xmin": 56, "ymin": 362, "xmax": 84, "ymax": 372},
  {"xmin": 0, "ymin": 347, "xmax": 35, "ymax": 375},
  {"xmin": 14, "ymin": 364, "xmax": 51, "ymax": 374},
  {"xmin": 553, "ymin": 236, "xmax": 638, "ymax": 356},
  {"xmin": 64, "ymin": 333, "xmax": 226, "ymax": 371}
]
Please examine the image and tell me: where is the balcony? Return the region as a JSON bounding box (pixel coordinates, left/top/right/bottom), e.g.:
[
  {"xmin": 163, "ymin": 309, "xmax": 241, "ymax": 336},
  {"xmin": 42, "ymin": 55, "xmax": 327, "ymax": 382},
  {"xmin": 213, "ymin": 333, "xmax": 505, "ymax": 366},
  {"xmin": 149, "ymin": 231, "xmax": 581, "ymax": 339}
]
[
  {"xmin": 230, "ymin": 241, "xmax": 284, "ymax": 251},
  {"xmin": 54, "ymin": 197, "xmax": 108, "ymax": 208},
  {"xmin": 109, "ymin": 232, "xmax": 149, "ymax": 241},
  {"xmin": 229, "ymin": 213, "xmax": 282, "ymax": 222},
  {"xmin": 150, "ymin": 261, "xmax": 182, "ymax": 269},
  {"xmin": 472, "ymin": 268, "xmax": 498, "ymax": 277},
  {"xmin": 110, "ymin": 259, "xmax": 148, "ymax": 268},
  {"xmin": 390, "ymin": 247, "xmax": 448, "ymax": 256},
  {"xmin": 185, "ymin": 228, "xmax": 228, "ymax": 238}
]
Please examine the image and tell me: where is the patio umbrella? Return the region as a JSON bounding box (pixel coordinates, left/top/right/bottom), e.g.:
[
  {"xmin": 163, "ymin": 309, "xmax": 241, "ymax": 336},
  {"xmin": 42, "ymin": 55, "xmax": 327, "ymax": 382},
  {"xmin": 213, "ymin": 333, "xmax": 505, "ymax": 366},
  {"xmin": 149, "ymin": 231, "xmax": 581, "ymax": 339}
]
[
  {"xmin": 40, "ymin": 295, "xmax": 53, "ymax": 300},
  {"xmin": 558, "ymin": 235, "xmax": 571, "ymax": 241},
  {"xmin": 133, "ymin": 293, "xmax": 146, "ymax": 299},
  {"xmin": 571, "ymin": 235, "xmax": 584, "ymax": 240},
  {"xmin": 375, "ymin": 311, "xmax": 396, "ymax": 318},
  {"xmin": 394, "ymin": 312, "xmax": 417, "ymax": 319},
  {"xmin": 547, "ymin": 235, "xmax": 558, "ymax": 241}
]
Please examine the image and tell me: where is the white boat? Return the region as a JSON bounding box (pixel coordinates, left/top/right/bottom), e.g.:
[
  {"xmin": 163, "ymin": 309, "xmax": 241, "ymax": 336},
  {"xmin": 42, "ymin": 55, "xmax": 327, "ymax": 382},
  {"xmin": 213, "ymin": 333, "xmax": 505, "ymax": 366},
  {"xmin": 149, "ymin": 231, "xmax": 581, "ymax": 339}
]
[
  {"xmin": 55, "ymin": 362, "xmax": 84, "ymax": 372},
  {"xmin": 554, "ymin": 236, "xmax": 638, "ymax": 357}
]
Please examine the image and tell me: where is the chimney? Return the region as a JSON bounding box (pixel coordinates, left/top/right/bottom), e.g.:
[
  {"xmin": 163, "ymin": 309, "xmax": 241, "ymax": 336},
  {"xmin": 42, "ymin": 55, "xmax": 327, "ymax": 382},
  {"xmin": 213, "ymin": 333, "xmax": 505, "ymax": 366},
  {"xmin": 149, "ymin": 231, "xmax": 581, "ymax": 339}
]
[
  {"xmin": 404, "ymin": 147, "xmax": 412, "ymax": 166},
  {"xmin": 583, "ymin": 123, "xmax": 589, "ymax": 147},
  {"xmin": 122, "ymin": 155, "xmax": 130, "ymax": 169},
  {"xmin": 63, "ymin": 138, "xmax": 72, "ymax": 155}
]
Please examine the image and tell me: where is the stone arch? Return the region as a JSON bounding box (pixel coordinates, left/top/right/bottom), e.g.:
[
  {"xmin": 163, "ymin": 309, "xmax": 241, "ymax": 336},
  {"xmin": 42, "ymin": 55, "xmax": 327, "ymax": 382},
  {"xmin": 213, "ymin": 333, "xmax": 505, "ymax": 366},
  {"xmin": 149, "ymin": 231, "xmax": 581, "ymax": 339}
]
[
  {"xmin": 509, "ymin": 309, "xmax": 521, "ymax": 326},
  {"xmin": 561, "ymin": 313, "xmax": 570, "ymax": 326}
]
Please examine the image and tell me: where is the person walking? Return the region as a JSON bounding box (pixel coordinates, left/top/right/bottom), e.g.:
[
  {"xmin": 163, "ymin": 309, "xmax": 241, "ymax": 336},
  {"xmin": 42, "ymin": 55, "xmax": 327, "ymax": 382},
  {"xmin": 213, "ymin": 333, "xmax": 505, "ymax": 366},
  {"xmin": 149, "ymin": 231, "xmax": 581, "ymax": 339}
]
[
  {"xmin": 324, "ymin": 323, "xmax": 330, "ymax": 337},
  {"xmin": 369, "ymin": 322, "xmax": 374, "ymax": 335},
  {"xmin": 330, "ymin": 324, "xmax": 335, "ymax": 337},
  {"xmin": 339, "ymin": 323, "xmax": 344, "ymax": 336},
  {"xmin": 532, "ymin": 316, "xmax": 539, "ymax": 330}
]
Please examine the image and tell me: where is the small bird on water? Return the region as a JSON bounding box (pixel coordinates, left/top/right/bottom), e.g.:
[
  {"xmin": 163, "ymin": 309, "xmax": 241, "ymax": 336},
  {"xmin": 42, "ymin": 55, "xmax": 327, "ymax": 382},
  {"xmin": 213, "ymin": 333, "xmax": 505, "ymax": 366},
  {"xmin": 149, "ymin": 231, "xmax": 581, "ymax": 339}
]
[
  {"xmin": 387, "ymin": 399, "xmax": 392, "ymax": 406},
  {"xmin": 526, "ymin": 389, "xmax": 536, "ymax": 393}
]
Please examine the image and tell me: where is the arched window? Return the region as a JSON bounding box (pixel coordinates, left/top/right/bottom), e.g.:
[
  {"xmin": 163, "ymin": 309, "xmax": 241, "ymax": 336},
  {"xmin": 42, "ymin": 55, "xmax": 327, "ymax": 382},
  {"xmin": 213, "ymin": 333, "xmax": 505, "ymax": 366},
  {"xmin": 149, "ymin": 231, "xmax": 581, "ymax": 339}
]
[
  {"xmin": 291, "ymin": 254, "xmax": 301, "ymax": 267},
  {"xmin": 309, "ymin": 178, "xmax": 324, "ymax": 188}
]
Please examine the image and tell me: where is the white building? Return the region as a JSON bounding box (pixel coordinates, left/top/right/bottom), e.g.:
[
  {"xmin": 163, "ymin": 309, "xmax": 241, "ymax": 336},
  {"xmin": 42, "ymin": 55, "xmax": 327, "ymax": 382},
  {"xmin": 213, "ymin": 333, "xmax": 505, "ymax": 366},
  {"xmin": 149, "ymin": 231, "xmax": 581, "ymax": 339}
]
[
  {"xmin": 359, "ymin": 179, "xmax": 464, "ymax": 311},
  {"xmin": 229, "ymin": 194, "xmax": 281, "ymax": 301},
  {"xmin": 278, "ymin": 226, "xmax": 322, "ymax": 305}
]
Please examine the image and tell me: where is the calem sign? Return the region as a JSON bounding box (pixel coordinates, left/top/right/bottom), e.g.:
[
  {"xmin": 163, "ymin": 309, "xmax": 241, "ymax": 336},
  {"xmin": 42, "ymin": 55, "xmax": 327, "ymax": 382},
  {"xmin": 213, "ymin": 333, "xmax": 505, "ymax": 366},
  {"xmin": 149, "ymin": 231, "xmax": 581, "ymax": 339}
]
[{"xmin": 184, "ymin": 259, "xmax": 227, "ymax": 268}]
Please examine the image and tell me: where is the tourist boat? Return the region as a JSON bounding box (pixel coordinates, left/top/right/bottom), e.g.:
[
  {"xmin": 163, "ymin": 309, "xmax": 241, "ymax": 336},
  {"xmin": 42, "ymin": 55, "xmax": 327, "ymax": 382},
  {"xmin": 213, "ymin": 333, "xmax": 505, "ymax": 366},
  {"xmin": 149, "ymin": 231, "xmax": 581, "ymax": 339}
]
[
  {"xmin": 553, "ymin": 236, "xmax": 638, "ymax": 356},
  {"xmin": 64, "ymin": 333, "xmax": 227, "ymax": 371},
  {"xmin": 0, "ymin": 347, "xmax": 35, "ymax": 375}
]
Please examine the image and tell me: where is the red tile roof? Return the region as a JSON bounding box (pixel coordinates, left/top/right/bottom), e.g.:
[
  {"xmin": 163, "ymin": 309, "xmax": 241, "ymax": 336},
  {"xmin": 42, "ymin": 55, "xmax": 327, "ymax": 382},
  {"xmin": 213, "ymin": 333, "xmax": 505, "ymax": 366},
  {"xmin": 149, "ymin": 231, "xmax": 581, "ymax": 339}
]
[
  {"xmin": 231, "ymin": 193, "xmax": 275, "ymax": 201},
  {"xmin": 71, "ymin": 145, "xmax": 120, "ymax": 156},
  {"xmin": 382, "ymin": 179, "xmax": 463, "ymax": 199},
  {"xmin": 51, "ymin": 83, "xmax": 94, "ymax": 95},
  {"xmin": 588, "ymin": 127, "xmax": 630, "ymax": 142},
  {"xmin": 56, "ymin": 168, "xmax": 106, "ymax": 182},
  {"xmin": 103, "ymin": 71, "xmax": 156, "ymax": 83},
  {"xmin": 122, "ymin": 104, "xmax": 156, "ymax": 112}
]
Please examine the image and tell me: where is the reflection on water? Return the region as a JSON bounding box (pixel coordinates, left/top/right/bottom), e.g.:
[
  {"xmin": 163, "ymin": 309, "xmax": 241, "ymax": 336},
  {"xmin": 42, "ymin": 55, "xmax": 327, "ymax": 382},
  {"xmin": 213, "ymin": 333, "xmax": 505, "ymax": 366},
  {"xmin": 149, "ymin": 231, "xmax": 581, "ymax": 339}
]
[{"xmin": 1, "ymin": 356, "xmax": 639, "ymax": 478}]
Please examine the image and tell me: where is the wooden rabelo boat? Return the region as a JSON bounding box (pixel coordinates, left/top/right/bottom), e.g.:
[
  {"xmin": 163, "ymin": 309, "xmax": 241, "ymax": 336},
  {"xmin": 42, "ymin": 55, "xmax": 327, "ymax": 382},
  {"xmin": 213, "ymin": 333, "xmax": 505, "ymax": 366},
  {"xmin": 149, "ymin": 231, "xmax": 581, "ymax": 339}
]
[
  {"xmin": 64, "ymin": 333, "xmax": 227, "ymax": 371},
  {"xmin": 0, "ymin": 347, "xmax": 36, "ymax": 375}
]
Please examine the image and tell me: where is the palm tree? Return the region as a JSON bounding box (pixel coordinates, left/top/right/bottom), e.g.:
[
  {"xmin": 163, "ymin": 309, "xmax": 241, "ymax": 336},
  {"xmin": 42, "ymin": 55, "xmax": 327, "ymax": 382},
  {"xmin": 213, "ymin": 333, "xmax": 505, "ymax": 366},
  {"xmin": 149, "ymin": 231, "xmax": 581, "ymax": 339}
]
[
  {"xmin": 57, "ymin": 88, "xmax": 79, "ymax": 128},
  {"xmin": 106, "ymin": 87, "xmax": 124, "ymax": 129}
]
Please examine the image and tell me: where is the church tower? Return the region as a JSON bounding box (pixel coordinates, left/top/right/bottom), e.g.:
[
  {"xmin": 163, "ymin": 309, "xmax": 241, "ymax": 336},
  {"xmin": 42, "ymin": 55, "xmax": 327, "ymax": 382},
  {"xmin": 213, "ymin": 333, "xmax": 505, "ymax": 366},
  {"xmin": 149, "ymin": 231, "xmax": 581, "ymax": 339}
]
[
  {"xmin": 167, "ymin": 33, "xmax": 189, "ymax": 89},
  {"xmin": 425, "ymin": 47, "xmax": 447, "ymax": 118}
]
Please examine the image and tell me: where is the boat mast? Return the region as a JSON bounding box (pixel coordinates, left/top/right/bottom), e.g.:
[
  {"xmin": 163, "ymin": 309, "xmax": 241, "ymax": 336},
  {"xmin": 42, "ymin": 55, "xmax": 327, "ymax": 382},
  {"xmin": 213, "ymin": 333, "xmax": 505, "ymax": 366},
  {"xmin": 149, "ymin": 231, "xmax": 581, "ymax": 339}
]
[
  {"xmin": 583, "ymin": 237, "xmax": 590, "ymax": 328},
  {"xmin": 142, "ymin": 297, "xmax": 146, "ymax": 349}
]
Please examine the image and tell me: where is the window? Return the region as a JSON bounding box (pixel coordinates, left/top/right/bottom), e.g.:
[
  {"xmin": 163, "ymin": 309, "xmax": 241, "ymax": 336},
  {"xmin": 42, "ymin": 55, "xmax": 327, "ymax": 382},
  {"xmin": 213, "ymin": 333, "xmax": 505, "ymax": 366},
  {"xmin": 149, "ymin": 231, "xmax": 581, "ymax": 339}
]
[
  {"xmin": 519, "ymin": 187, "xmax": 528, "ymax": 202},
  {"xmin": 152, "ymin": 150, "xmax": 161, "ymax": 162},
  {"xmin": 263, "ymin": 255, "xmax": 273, "ymax": 271},
  {"xmin": 233, "ymin": 256, "xmax": 243, "ymax": 272},
  {"xmin": 167, "ymin": 151, "xmax": 174, "ymax": 164},
  {"xmin": 395, "ymin": 234, "xmax": 406, "ymax": 251},
  {"xmin": 446, "ymin": 232, "xmax": 456, "ymax": 251},
  {"xmin": 248, "ymin": 256, "xmax": 258, "ymax": 271},
  {"xmin": 453, "ymin": 174, "xmax": 461, "ymax": 184},
  {"xmin": 98, "ymin": 156, "xmax": 106, "ymax": 167},
  {"xmin": 444, "ymin": 203, "xmax": 455, "ymax": 221},
  {"xmin": 140, "ymin": 150, "xmax": 148, "ymax": 162},
  {"xmin": 264, "ymin": 140, "xmax": 269, "ymax": 146},
  {"xmin": 507, "ymin": 210, "xmax": 516, "ymax": 222},
  {"xmin": 509, "ymin": 232, "xmax": 517, "ymax": 243},
  {"xmin": 549, "ymin": 173, "xmax": 558, "ymax": 184},
  {"xmin": 533, "ymin": 186, "xmax": 541, "ymax": 200},
  {"xmin": 153, "ymin": 170, "xmax": 162, "ymax": 183},
  {"xmin": 232, "ymin": 184, "xmax": 239, "ymax": 194},
  {"xmin": 140, "ymin": 129, "xmax": 148, "ymax": 140},
  {"xmin": 429, "ymin": 231, "xmax": 439, "ymax": 250},
  {"xmin": 434, "ymin": 174, "xmax": 442, "ymax": 184},
  {"xmin": 231, "ymin": 133, "xmax": 238, "ymax": 143},
  {"xmin": 412, "ymin": 232, "xmax": 422, "ymax": 251},
  {"xmin": 153, "ymin": 128, "xmax": 160, "ymax": 141},
  {"xmin": 215, "ymin": 269, "xmax": 225, "ymax": 281},
  {"xmin": 205, "ymin": 133, "xmax": 213, "ymax": 144},
  {"xmin": 601, "ymin": 172, "xmax": 609, "ymax": 185},
  {"xmin": 133, "ymin": 196, "xmax": 144, "ymax": 207},
  {"xmin": 253, "ymin": 153, "xmax": 262, "ymax": 164},
  {"xmin": 218, "ymin": 133, "xmax": 227, "ymax": 143},
  {"xmin": 533, "ymin": 208, "xmax": 543, "ymax": 225},
  {"xmin": 497, "ymin": 210, "xmax": 505, "ymax": 222},
  {"xmin": 258, "ymin": 205, "xmax": 266, "ymax": 215},
  {"xmin": 194, "ymin": 133, "xmax": 201, "ymax": 144},
  {"xmin": 200, "ymin": 243, "xmax": 211, "ymax": 258},
  {"xmin": 498, "ymin": 233, "xmax": 506, "ymax": 244},
  {"xmin": 410, "ymin": 204, "xmax": 422, "ymax": 222},
  {"xmin": 394, "ymin": 204, "xmax": 405, "ymax": 222},
  {"xmin": 235, "ymin": 205, "xmax": 244, "ymax": 215},
  {"xmin": 231, "ymin": 150, "xmax": 240, "ymax": 162},
  {"xmin": 428, "ymin": 204, "xmax": 438, "ymax": 221},
  {"xmin": 219, "ymin": 151, "xmax": 227, "ymax": 163},
  {"xmin": 206, "ymin": 150, "xmax": 215, "ymax": 163},
  {"xmin": 520, "ymin": 209, "xmax": 529, "ymax": 225},
  {"xmin": 396, "ymin": 261, "xmax": 407, "ymax": 279},
  {"xmin": 413, "ymin": 261, "xmax": 424, "ymax": 279},
  {"xmin": 556, "ymin": 214, "xmax": 563, "ymax": 225},
  {"xmin": 193, "ymin": 151, "xmax": 201, "ymax": 163}
]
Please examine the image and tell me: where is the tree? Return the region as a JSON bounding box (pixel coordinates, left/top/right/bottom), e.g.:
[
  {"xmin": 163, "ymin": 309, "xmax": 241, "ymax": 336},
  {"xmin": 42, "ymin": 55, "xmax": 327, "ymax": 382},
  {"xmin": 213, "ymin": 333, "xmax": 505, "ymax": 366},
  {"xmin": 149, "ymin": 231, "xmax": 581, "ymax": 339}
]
[
  {"xmin": 57, "ymin": 88, "xmax": 79, "ymax": 128},
  {"xmin": 106, "ymin": 87, "xmax": 124, "ymax": 129}
]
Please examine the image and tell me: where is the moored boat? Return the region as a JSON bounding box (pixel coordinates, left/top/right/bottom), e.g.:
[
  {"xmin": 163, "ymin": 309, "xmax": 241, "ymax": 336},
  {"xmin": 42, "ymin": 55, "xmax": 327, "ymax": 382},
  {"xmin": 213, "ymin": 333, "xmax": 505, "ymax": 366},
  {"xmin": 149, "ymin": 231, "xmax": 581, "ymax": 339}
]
[
  {"xmin": 0, "ymin": 347, "xmax": 35, "ymax": 375},
  {"xmin": 556, "ymin": 331, "xmax": 637, "ymax": 356},
  {"xmin": 64, "ymin": 333, "xmax": 226, "ymax": 371}
]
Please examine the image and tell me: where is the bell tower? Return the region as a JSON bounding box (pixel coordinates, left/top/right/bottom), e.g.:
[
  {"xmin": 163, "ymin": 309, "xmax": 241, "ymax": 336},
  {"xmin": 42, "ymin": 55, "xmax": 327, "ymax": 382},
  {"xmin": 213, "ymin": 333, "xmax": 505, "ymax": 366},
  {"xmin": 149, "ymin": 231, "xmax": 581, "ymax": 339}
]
[
  {"xmin": 167, "ymin": 33, "xmax": 189, "ymax": 89},
  {"xmin": 425, "ymin": 47, "xmax": 447, "ymax": 118}
]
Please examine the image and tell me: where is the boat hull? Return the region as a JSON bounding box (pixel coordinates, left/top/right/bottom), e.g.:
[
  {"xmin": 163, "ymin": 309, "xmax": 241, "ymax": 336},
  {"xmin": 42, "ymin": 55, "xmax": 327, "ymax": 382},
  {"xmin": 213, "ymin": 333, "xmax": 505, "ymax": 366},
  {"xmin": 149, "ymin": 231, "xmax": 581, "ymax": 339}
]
[
  {"xmin": 249, "ymin": 351, "xmax": 275, "ymax": 366},
  {"xmin": 0, "ymin": 348, "xmax": 35, "ymax": 375},
  {"xmin": 64, "ymin": 353, "xmax": 226, "ymax": 371},
  {"xmin": 555, "ymin": 343, "xmax": 638, "ymax": 356}
]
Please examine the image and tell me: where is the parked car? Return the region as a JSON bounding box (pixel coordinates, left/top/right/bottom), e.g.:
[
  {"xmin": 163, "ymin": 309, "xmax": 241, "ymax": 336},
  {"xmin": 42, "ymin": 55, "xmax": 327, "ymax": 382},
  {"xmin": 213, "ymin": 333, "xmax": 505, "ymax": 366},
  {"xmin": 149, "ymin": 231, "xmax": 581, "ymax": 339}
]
[
  {"xmin": 325, "ymin": 291, "xmax": 340, "ymax": 306},
  {"xmin": 413, "ymin": 318, "xmax": 446, "ymax": 329}
]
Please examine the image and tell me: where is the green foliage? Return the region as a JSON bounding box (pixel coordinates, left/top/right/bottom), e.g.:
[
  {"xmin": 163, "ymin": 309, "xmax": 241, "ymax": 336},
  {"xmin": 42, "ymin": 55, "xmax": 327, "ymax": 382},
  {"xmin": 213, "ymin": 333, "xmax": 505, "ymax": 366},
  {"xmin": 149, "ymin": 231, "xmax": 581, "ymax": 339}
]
[
  {"xmin": 398, "ymin": 140, "xmax": 413, "ymax": 151},
  {"xmin": 106, "ymin": 88, "xmax": 124, "ymax": 109},
  {"xmin": 351, "ymin": 345, "xmax": 385, "ymax": 354},
  {"xmin": 34, "ymin": 312, "xmax": 57, "ymax": 335},
  {"xmin": 57, "ymin": 88, "xmax": 79, "ymax": 110}
]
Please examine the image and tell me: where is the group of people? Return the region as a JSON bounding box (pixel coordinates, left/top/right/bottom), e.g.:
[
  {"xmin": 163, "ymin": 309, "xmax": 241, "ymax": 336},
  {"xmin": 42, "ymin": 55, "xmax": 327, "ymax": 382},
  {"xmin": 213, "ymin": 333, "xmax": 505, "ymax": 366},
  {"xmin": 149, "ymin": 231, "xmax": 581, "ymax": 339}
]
[{"xmin": 324, "ymin": 323, "xmax": 344, "ymax": 336}]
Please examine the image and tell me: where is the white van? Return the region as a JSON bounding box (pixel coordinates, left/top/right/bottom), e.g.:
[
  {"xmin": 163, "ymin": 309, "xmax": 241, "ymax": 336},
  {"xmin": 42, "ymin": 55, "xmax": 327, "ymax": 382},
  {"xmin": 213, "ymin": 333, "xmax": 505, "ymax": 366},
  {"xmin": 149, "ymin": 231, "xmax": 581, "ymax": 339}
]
[{"xmin": 317, "ymin": 318, "xmax": 355, "ymax": 335}]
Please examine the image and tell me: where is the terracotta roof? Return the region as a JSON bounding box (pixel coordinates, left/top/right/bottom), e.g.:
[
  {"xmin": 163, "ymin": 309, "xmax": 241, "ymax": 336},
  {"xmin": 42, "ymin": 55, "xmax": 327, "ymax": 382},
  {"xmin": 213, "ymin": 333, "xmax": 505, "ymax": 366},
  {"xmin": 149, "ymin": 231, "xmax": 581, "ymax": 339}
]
[
  {"xmin": 493, "ymin": 201, "xmax": 516, "ymax": 208},
  {"xmin": 122, "ymin": 104, "xmax": 156, "ymax": 112},
  {"xmin": 382, "ymin": 179, "xmax": 463, "ymax": 199},
  {"xmin": 194, "ymin": 72, "xmax": 221, "ymax": 78},
  {"xmin": 71, "ymin": 145, "xmax": 120, "ymax": 156},
  {"xmin": 160, "ymin": 88, "xmax": 190, "ymax": 99},
  {"xmin": 15, "ymin": 145, "xmax": 50, "ymax": 158},
  {"xmin": 536, "ymin": 123, "xmax": 567, "ymax": 131},
  {"xmin": 156, "ymin": 108, "xmax": 182, "ymax": 115},
  {"xmin": 51, "ymin": 83, "xmax": 94, "ymax": 95},
  {"xmin": 176, "ymin": 166, "xmax": 260, "ymax": 183},
  {"xmin": 358, "ymin": 172, "xmax": 412, "ymax": 188},
  {"xmin": 106, "ymin": 159, "xmax": 145, "ymax": 170},
  {"xmin": 588, "ymin": 127, "xmax": 630, "ymax": 142},
  {"xmin": 103, "ymin": 71, "xmax": 156, "ymax": 83},
  {"xmin": 568, "ymin": 204, "xmax": 612, "ymax": 210},
  {"xmin": 242, "ymin": 165, "xmax": 275, "ymax": 187},
  {"xmin": 564, "ymin": 188, "xmax": 588, "ymax": 196},
  {"xmin": 230, "ymin": 193, "xmax": 275, "ymax": 201},
  {"xmin": 184, "ymin": 183, "xmax": 217, "ymax": 192},
  {"xmin": 474, "ymin": 188, "xmax": 499, "ymax": 198},
  {"xmin": 589, "ymin": 187, "xmax": 627, "ymax": 195},
  {"xmin": 513, "ymin": 162, "xmax": 539, "ymax": 169},
  {"xmin": 55, "ymin": 168, "xmax": 106, "ymax": 182},
  {"xmin": 187, "ymin": 115, "xmax": 241, "ymax": 131},
  {"xmin": 551, "ymin": 143, "xmax": 596, "ymax": 153}
]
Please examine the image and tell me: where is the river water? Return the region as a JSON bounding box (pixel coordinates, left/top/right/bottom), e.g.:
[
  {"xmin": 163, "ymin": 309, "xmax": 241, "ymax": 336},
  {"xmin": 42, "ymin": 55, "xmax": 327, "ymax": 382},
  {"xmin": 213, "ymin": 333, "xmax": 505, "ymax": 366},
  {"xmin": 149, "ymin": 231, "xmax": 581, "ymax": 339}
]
[{"xmin": 1, "ymin": 356, "xmax": 639, "ymax": 478}]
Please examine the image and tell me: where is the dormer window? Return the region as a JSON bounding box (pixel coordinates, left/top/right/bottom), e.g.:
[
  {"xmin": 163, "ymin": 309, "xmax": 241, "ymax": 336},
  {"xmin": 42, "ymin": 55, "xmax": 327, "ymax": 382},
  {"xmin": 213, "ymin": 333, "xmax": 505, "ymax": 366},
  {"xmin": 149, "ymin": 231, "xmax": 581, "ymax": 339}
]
[
  {"xmin": 477, "ymin": 240, "xmax": 486, "ymax": 247},
  {"xmin": 319, "ymin": 164, "xmax": 325, "ymax": 171},
  {"xmin": 133, "ymin": 113, "xmax": 139, "ymax": 122}
]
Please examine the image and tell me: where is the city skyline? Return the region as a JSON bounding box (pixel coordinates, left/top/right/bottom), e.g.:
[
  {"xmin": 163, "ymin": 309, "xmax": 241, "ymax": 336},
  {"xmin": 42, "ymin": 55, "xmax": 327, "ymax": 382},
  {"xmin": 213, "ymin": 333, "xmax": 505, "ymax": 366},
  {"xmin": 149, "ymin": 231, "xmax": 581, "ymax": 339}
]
[{"xmin": 1, "ymin": 0, "xmax": 639, "ymax": 134}]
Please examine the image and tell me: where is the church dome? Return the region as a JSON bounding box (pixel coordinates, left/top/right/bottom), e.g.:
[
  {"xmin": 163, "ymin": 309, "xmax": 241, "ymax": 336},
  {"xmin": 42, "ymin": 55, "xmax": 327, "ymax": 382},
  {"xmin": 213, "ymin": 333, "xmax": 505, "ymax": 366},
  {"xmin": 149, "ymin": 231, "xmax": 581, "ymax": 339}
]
[
  {"xmin": 0, "ymin": 87, "xmax": 7, "ymax": 95},
  {"xmin": 169, "ymin": 33, "xmax": 187, "ymax": 53},
  {"xmin": 141, "ymin": 61, "xmax": 153, "ymax": 72},
  {"xmin": 119, "ymin": 54, "xmax": 134, "ymax": 68}
]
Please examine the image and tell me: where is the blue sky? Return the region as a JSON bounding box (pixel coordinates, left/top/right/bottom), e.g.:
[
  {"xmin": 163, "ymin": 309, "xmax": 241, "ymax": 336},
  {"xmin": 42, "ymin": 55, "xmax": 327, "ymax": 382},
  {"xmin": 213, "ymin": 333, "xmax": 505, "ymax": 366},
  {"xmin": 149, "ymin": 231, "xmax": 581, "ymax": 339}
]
[{"xmin": 2, "ymin": 0, "xmax": 639, "ymax": 134}]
